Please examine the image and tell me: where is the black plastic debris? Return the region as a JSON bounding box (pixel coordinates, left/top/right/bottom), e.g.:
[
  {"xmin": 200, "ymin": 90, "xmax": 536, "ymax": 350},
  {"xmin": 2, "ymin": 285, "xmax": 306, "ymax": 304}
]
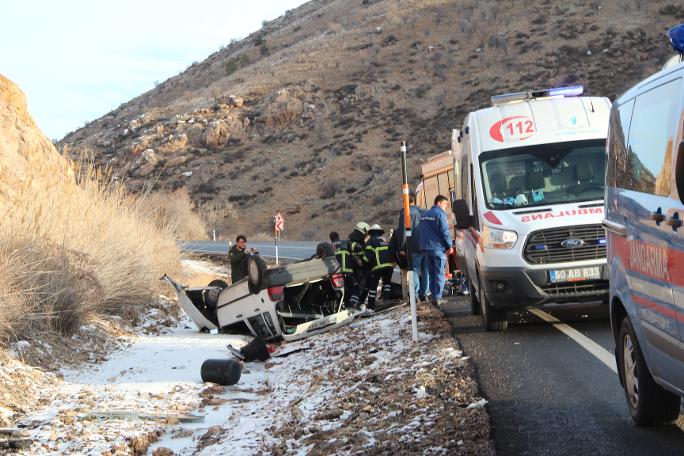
[
  {"xmin": 239, "ymin": 336, "xmax": 271, "ymax": 362},
  {"xmin": 200, "ymin": 359, "xmax": 242, "ymax": 385}
]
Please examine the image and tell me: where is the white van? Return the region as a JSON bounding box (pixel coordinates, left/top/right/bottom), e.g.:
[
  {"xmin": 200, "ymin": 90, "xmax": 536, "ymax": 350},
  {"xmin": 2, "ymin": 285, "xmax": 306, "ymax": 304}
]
[{"xmin": 452, "ymin": 86, "xmax": 611, "ymax": 330}]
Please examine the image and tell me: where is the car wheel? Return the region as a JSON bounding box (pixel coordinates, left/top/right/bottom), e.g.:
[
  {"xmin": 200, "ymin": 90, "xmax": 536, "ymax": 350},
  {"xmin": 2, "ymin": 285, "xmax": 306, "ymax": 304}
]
[
  {"xmin": 480, "ymin": 285, "xmax": 508, "ymax": 331},
  {"xmin": 315, "ymin": 242, "xmax": 336, "ymax": 259},
  {"xmin": 248, "ymin": 255, "xmax": 268, "ymax": 292},
  {"xmin": 618, "ymin": 315, "xmax": 680, "ymax": 426},
  {"xmin": 208, "ymin": 279, "xmax": 229, "ymax": 289},
  {"xmin": 468, "ymin": 278, "xmax": 480, "ymax": 316}
]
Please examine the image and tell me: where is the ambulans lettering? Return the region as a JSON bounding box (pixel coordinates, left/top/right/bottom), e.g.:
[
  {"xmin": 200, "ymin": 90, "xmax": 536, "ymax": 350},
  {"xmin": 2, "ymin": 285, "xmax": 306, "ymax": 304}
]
[
  {"xmin": 489, "ymin": 116, "xmax": 536, "ymax": 142},
  {"xmin": 628, "ymin": 241, "xmax": 669, "ymax": 281},
  {"xmin": 520, "ymin": 207, "xmax": 603, "ymax": 223}
]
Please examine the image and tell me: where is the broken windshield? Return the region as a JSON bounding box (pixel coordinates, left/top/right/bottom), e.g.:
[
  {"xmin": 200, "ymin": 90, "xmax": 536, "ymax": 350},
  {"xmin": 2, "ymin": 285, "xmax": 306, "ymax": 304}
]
[{"xmin": 479, "ymin": 139, "xmax": 606, "ymax": 209}]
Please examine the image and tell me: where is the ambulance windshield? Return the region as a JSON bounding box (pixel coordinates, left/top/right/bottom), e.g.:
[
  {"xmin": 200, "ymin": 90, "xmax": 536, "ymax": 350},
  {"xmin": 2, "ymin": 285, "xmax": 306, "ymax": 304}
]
[{"xmin": 479, "ymin": 139, "xmax": 606, "ymax": 210}]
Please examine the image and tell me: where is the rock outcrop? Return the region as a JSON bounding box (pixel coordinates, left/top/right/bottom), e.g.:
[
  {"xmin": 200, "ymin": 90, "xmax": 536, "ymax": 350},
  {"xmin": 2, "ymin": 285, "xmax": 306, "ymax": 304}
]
[{"xmin": 0, "ymin": 75, "xmax": 72, "ymax": 200}]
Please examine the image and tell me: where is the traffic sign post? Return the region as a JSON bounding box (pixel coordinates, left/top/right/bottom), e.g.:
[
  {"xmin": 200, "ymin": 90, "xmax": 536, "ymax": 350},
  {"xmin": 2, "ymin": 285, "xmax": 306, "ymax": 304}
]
[
  {"xmin": 401, "ymin": 141, "xmax": 418, "ymax": 341},
  {"xmin": 274, "ymin": 212, "xmax": 285, "ymax": 264}
]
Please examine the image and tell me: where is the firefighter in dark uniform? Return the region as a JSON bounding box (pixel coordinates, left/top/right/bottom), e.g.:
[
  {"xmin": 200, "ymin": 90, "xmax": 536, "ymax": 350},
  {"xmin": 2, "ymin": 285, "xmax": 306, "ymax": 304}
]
[
  {"xmin": 364, "ymin": 224, "xmax": 394, "ymax": 309},
  {"xmin": 347, "ymin": 222, "xmax": 370, "ymax": 309},
  {"xmin": 329, "ymin": 231, "xmax": 354, "ymax": 304}
]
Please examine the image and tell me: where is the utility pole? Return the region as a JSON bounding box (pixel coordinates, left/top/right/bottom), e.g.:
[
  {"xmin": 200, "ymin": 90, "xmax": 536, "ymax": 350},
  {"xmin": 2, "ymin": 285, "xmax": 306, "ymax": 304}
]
[{"xmin": 401, "ymin": 141, "xmax": 418, "ymax": 341}]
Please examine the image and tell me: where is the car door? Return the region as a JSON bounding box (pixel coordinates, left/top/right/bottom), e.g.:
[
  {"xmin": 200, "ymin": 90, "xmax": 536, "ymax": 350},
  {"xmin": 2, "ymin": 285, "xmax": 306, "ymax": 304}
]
[
  {"xmin": 669, "ymin": 79, "xmax": 684, "ymax": 360},
  {"xmin": 619, "ymin": 76, "xmax": 683, "ymax": 382}
]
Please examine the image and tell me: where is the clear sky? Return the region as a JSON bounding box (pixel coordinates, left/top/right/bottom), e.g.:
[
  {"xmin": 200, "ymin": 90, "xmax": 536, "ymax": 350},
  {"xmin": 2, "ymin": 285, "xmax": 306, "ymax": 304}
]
[{"xmin": 0, "ymin": 0, "xmax": 306, "ymax": 140}]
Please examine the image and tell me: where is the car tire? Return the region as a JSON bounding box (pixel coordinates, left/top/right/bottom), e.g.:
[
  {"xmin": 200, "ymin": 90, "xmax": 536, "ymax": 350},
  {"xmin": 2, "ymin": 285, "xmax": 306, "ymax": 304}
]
[
  {"xmin": 248, "ymin": 255, "xmax": 268, "ymax": 292},
  {"xmin": 618, "ymin": 315, "xmax": 680, "ymax": 426},
  {"xmin": 207, "ymin": 279, "xmax": 229, "ymax": 289},
  {"xmin": 315, "ymin": 242, "xmax": 336, "ymax": 259},
  {"xmin": 480, "ymin": 285, "xmax": 508, "ymax": 331},
  {"xmin": 468, "ymin": 278, "xmax": 480, "ymax": 316}
]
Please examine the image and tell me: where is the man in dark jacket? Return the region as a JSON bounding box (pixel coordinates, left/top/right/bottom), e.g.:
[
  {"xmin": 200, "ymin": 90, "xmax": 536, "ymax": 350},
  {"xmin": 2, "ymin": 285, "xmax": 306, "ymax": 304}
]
[
  {"xmin": 364, "ymin": 224, "xmax": 394, "ymax": 309},
  {"xmin": 416, "ymin": 195, "xmax": 453, "ymax": 305},
  {"xmin": 329, "ymin": 231, "xmax": 355, "ymax": 304},
  {"xmin": 229, "ymin": 234, "xmax": 254, "ymax": 283},
  {"xmin": 347, "ymin": 222, "xmax": 370, "ymax": 308},
  {"xmin": 393, "ymin": 191, "xmax": 429, "ymax": 301}
]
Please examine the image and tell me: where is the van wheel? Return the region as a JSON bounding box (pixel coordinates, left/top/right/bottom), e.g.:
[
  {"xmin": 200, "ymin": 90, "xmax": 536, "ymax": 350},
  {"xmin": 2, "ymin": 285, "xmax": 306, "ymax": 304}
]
[
  {"xmin": 480, "ymin": 287, "xmax": 508, "ymax": 331},
  {"xmin": 248, "ymin": 255, "xmax": 268, "ymax": 292},
  {"xmin": 468, "ymin": 279, "xmax": 480, "ymax": 315},
  {"xmin": 618, "ymin": 315, "xmax": 680, "ymax": 426}
]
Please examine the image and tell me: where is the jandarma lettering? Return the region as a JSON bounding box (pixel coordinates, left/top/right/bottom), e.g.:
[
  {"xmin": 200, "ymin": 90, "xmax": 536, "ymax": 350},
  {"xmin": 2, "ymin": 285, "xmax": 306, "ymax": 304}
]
[{"xmin": 629, "ymin": 242, "xmax": 669, "ymax": 281}]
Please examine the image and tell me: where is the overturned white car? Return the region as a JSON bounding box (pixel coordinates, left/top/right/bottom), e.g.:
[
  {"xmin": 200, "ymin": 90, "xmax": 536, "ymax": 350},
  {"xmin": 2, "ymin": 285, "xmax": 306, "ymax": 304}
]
[{"xmin": 163, "ymin": 254, "xmax": 357, "ymax": 342}]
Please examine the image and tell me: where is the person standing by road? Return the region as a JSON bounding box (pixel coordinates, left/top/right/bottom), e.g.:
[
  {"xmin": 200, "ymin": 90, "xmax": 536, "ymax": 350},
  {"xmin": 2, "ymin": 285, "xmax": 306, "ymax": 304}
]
[
  {"xmin": 229, "ymin": 235, "xmax": 256, "ymax": 283},
  {"xmin": 364, "ymin": 224, "xmax": 394, "ymax": 309},
  {"xmin": 416, "ymin": 195, "xmax": 453, "ymax": 306},
  {"xmin": 393, "ymin": 190, "xmax": 429, "ymax": 301}
]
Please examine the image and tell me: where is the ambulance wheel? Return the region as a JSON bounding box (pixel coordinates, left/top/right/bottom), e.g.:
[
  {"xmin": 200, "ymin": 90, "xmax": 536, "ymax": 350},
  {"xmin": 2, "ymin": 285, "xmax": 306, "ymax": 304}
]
[
  {"xmin": 248, "ymin": 255, "xmax": 268, "ymax": 292},
  {"xmin": 618, "ymin": 315, "xmax": 680, "ymax": 426},
  {"xmin": 480, "ymin": 287, "xmax": 508, "ymax": 331},
  {"xmin": 468, "ymin": 278, "xmax": 480, "ymax": 315}
]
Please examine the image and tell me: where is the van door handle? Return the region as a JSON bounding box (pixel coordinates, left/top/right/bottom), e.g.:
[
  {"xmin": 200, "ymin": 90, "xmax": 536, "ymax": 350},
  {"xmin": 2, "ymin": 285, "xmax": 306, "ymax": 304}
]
[
  {"xmin": 650, "ymin": 208, "xmax": 665, "ymax": 224},
  {"xmin": 666, "ymin": 213, "xmax": 682, "ymax": 230},
  {"xmin": 602, "ymin": 219, "xmax": 626, "ymax": 237}
]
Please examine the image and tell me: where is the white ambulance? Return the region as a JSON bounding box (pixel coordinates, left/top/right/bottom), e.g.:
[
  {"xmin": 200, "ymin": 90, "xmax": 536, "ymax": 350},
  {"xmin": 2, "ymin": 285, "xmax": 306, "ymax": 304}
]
[{"xmin": 452, "ymin": 86, "xmax": 611, "ymax": 330}]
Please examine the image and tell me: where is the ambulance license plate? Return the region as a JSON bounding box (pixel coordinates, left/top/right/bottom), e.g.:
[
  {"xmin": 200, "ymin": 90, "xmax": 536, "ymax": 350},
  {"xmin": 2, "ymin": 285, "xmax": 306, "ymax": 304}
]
[{"xmin": 549, "ymin": 266, "xmax": 601, "ymax": 283}]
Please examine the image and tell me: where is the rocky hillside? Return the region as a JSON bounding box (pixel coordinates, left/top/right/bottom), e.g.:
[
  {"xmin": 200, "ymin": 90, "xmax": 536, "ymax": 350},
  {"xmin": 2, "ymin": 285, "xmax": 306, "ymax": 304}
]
[{"xmin": 60, "ymin": 0, "xmax": 684, "ymax": 239}]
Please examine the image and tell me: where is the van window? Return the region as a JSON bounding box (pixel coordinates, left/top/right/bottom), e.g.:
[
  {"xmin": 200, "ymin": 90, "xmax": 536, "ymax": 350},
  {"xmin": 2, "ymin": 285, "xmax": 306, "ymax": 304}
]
[
  {"xmin": 479, "ymin": 139, "xmax": 606, "ymax": 209},
  {"xmin": 625, "ymin": 78, "xmax": 682, "ymax": 196},
  {"xmin": 470, "ymin": 164, "xmax": 480, "ymax": 229},
  {"xmin": 607, "ymin": 99, "xmax": 634, "ymax": 188}
]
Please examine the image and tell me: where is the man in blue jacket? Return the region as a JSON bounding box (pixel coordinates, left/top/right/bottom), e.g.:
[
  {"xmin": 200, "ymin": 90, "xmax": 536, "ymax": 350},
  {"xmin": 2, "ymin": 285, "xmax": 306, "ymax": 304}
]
[
  {"xmin": 416, "ymin": 194, "xmax": 453, "ymax": 305},
  {"xmin": 392, "ymin": 191, "xmax": 428, "ymax": 301}
]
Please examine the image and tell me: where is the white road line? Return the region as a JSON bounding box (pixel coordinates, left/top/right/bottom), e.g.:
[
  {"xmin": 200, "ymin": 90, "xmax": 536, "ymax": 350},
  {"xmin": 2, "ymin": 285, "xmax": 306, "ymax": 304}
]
[{"xmin": 528, "ymin": 308, "xmax": 618, "ymax": 374}]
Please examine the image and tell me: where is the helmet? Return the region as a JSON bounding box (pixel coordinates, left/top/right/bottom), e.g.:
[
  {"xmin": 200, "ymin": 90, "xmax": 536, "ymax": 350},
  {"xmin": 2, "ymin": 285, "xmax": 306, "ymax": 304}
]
[
  {"xmin": 369, "ymin": 224, "xmax": 384, "ymax": 235},
  {"xmin": 355, "ymin": 221, "xmax": 370, "ymax": 234}
]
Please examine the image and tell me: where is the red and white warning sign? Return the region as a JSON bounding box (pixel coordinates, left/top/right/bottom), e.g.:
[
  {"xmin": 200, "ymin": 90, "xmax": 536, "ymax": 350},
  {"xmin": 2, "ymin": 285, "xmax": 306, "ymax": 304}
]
[{"xmin": 274, "ymin": 212, "xmax": 285, "ymax": 233}]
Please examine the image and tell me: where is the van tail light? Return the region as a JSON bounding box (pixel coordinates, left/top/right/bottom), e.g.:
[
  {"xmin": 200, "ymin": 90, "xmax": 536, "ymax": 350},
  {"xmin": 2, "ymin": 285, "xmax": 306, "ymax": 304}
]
[
  {"xmin": 267, "ymin": 285, "xmax": 285, "ymax": 302},
  {"xmin": 330, "ymin": 273, "xmax": 345, "ymax": 289}
]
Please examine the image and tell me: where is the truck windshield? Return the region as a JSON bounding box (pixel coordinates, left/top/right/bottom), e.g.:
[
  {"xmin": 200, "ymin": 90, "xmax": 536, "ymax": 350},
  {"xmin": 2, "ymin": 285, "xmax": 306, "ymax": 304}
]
[{"xmin": 479, "ymin": 139, "xmax": 606, "ymax": 209}]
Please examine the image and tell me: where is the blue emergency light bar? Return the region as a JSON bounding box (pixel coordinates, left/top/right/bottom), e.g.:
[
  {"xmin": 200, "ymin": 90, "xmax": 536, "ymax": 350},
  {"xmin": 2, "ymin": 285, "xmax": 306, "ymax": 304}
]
[
  {"xmin": 668, "ymin": 23, "xmax": 684, "ymax": 54},
  {"xmin": 491, "ymin": 85, "xmax": 584, "ymax": 105}
]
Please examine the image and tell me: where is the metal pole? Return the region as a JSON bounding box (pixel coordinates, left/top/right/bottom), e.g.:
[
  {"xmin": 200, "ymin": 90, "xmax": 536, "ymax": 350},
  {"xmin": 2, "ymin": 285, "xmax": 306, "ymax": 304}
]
[
  {"xmin": 401, "ymin": 141, "xmax": 419, "ymax": 341},
  {"xmin": 212, "ymin": 229, "xmax": 216, "ymax": 242},
  {"xmin": 275, "ymin": 229, "xmax": 279, "ymax": 265}
]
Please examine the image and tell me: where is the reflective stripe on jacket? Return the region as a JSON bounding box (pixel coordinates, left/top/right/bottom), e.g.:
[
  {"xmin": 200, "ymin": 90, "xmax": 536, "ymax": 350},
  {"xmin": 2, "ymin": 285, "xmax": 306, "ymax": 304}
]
[
  {"xmin": 364, "ymin": 236, "xmax": 393, "ymax": 272},
  {"xmin": 333, "ymin": 240, "xmax": 354, "ymax": 273}
]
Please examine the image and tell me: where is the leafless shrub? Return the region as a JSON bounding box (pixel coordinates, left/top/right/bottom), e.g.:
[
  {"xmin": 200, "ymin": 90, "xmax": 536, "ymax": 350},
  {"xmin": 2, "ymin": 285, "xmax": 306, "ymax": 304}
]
[{"xmin": 320, "ymin": 178, "xmax": 343, "ymax": 198}]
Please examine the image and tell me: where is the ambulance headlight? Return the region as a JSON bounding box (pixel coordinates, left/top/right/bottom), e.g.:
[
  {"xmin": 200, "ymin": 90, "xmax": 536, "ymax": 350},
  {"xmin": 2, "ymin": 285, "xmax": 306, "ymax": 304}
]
[{"xmin": 482, "ymin": 225, "xmax": 518, "ymax": 250}]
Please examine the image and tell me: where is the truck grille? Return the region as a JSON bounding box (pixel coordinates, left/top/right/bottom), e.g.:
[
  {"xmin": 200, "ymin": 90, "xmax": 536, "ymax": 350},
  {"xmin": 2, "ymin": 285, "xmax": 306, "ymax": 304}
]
[
  {"xmin": 541, "ymin": 280, "xmax": 609, "ymax": 296},
  {"xmin": 524, "ymin": 224, "xmax": 606, "ymax": 265}
]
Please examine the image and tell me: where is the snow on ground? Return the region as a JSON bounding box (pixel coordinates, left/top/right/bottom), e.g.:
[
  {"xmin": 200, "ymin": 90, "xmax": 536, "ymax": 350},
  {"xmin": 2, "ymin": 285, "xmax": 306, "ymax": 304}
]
[
  {"xmin": 179, "ymin": 258, "xmax": 229, "ymax": 278},
  {"xmin": 12, "ymin": 258, "xmax": 493, "ymax": 455}
]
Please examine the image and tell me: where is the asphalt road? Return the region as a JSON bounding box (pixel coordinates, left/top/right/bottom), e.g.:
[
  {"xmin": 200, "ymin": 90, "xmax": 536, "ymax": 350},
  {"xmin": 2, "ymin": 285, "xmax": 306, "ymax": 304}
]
[
  {"xmin": 180, "ymin": 239, "xmax": 319, "ymax": 260},
  {"xmin": 441, "ymin": 298, "xmax": 684, "ymax": 456}
]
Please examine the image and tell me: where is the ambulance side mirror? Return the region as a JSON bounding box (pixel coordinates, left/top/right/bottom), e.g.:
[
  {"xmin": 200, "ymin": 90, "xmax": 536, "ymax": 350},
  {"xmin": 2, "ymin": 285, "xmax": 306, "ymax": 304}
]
[
  {"xmin": 453, "ymin": 199, "xmax": 472, "ymax": 229},
  {"xmin": 676, "ymin": 140, "xmax": 684, "ymax": 204}
]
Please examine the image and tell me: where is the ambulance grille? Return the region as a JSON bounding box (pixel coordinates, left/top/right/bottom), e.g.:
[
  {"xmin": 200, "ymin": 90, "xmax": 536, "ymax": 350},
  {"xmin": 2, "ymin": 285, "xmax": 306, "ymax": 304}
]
[
  {"xmin": 541, "ymin": 280, "xmax": 609, "ymax": 296},
  {"xmin": 524, "ymin": 224, "xmax": 606, "ymax": 264}
]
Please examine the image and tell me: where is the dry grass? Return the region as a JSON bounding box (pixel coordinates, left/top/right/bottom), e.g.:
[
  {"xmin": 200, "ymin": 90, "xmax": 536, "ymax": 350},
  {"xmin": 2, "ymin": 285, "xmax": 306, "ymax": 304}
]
[
  {"xmin": 136, "ymin": 187, "xmax": 207, "ymax": 240},
  {"xmin": 0, "ymin": 162, "xmax": 200, "ymax": 345}
]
